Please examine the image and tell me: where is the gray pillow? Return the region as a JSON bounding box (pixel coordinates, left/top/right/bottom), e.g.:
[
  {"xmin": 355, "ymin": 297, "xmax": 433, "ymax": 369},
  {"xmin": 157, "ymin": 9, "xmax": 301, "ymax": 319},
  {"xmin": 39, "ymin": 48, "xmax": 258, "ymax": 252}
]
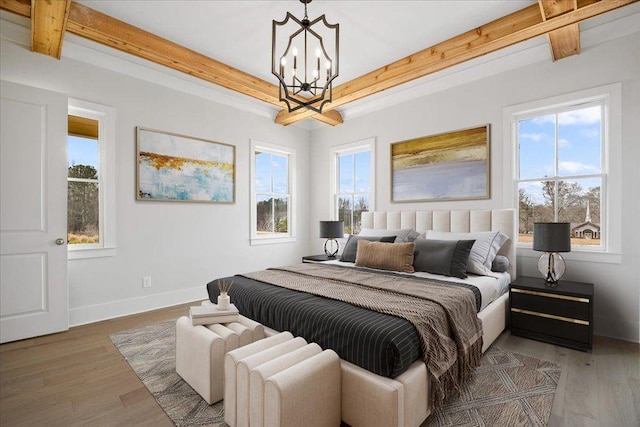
[
  {"xmin": 340, "ymin": 235, "xmax": 396, "ymax": 263},
  {"xmin": 425, "ymin": 230, "xmax": 509, "ymax": 276},
  {"xmin": 413, "ymin": 239, "xmax": 475, "ymax": 279},
  {"xmin": 491, "ymin": 255, "xmax": 510, "ymax": 273},
  {"xmin": 358, "ymin": 228, "xmax": 419, "ymax": 243}
]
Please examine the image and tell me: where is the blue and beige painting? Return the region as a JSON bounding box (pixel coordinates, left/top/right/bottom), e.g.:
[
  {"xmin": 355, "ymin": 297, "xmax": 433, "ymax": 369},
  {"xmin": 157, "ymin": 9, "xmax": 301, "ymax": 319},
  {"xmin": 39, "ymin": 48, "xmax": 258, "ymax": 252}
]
[
  {"xmin": 138, "ymin": 130, "xmax": 234, "ymax": 202},
  {"xmin": 392, "ymin": 126, "xmax": 488, "ymax": 202}
]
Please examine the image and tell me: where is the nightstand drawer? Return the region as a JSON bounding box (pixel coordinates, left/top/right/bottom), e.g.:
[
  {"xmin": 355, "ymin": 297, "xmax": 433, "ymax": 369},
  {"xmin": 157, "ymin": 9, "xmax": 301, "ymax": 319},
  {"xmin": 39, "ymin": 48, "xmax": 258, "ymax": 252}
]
[
  {"xmin": 510, "ymin": 289, "xmax": 590, "ymax": 321},
  {"xmin": 511, "ymin": 311, "xmax": 590, "ymax": 345}
]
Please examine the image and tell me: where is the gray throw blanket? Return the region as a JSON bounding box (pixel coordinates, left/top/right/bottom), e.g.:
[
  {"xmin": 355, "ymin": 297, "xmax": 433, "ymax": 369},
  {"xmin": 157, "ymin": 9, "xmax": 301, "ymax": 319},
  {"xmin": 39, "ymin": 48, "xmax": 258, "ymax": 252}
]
[{"xmin": 241, "ymin": 263, "xmax": 483, "ymax": 407}]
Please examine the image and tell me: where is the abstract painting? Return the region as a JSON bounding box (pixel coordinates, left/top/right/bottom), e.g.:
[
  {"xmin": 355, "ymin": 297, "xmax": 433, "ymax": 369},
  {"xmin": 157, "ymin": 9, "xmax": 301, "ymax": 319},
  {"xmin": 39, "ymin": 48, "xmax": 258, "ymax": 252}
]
[
  {"xmin": 136, "ymin": 127, "xmax": 235, "ymax": 203},
  {"xmin": 391, "ymin": 125, "xmax": 490, "ymax": 202}
]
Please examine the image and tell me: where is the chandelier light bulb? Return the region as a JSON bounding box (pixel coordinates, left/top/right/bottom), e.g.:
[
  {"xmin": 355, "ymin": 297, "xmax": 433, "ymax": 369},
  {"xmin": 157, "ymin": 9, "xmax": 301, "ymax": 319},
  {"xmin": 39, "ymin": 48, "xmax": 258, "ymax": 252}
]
[
  {"xmin": 325, "ymin": 60, "xmax": 331, "ymax": 69},
  {"xmin": 281, "ymin": 57, "xmax": 287, "ymax": 66},
  {"xmin": 292, "ymin": 47, "xmax": 298, "ymax": 57},
  {"xmin": 315, "ymin": 48, "xmax": 321, "ymax": 58}
]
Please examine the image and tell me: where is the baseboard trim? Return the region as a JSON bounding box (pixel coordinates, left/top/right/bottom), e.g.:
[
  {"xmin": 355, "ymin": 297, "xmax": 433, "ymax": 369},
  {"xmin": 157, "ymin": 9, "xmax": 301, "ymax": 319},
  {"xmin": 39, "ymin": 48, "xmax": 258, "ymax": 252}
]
[
  {"xmin": 69, "ymin": 286, "xmax": 207, "ymax": 327},
  {"xmin": 594, "ymin": 315, "xmax": 639, "ymax": 344}
]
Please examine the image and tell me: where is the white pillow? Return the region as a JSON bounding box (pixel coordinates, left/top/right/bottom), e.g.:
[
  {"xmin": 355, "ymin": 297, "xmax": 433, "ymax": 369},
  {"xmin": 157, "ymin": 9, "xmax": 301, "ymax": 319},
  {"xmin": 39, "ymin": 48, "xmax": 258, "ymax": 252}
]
[
  {"xmin": 424, "ymin": 230, "xmax": 508, "ymax": 276},
  {"xmin": 358, "ymin": 228, "xmax": 419, "ymax": 243}
]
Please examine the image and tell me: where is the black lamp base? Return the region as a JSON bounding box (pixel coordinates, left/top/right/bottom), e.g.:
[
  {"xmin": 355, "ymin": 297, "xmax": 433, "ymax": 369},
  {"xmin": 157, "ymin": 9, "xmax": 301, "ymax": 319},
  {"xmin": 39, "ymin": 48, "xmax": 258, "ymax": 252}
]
[{"xmin": 323, "ymin": 238, "xmax": 339, "ymax": 257}]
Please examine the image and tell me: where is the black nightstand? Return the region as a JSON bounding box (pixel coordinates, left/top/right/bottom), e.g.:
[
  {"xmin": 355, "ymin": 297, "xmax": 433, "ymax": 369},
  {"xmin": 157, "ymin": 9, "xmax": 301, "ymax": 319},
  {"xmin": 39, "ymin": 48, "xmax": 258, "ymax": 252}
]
[
  {"xmin": 510, "ymin": 276, "xmax": 593, "ymax": 351},
  {"xmin": 302, "ymin": 254, "xmax": 337, "ymax": 263}
]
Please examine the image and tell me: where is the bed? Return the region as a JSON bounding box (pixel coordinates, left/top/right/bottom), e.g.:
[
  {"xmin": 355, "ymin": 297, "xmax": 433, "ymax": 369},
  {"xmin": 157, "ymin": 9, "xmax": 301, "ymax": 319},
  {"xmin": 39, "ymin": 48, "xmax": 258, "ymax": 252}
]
[{"xmin": 207, "ymin": 209, "xmax": 516, "ymax": 427}]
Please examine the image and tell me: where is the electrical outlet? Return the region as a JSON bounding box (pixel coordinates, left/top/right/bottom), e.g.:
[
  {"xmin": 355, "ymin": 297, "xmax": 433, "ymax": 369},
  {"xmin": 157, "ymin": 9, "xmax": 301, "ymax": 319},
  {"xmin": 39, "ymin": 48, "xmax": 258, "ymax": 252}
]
[{"xmin": 142, "ymin": 276, "xmax": 152, "ymax": 288}]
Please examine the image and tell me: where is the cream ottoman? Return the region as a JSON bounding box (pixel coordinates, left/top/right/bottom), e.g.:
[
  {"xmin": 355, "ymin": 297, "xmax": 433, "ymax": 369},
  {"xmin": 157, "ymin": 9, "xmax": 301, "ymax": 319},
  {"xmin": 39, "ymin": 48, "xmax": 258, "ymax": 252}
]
[
  {"xmin": 175, "ymin": 314, "xmax": 265, "ymax": 404},
  {"xmin": 262, "ymin": 349, "xmax": 341, "ymax": 427},
  {"xmin": 224, "ymin": 332, "xmax": 294, "ymax": 427}
]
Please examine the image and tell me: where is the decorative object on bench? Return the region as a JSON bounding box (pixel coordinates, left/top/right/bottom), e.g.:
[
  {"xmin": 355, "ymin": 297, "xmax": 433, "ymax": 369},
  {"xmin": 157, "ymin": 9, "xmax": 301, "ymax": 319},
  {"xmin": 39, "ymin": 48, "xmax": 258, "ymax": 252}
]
[
  {"xmin": 189, "ymin": 303, "xmax": 239, "ymax": 325},
  {"xmin": 318, "ymin": 220, "xmax": 343, "ymax": 257},
  {"xmin": 217, "ymin": 279, "xmax": 235, "ymax": 309},
  {"xmin": 175, "ymin": 314, "xmax": 265, "ymax": 404},
  {"xmin": 533, "ymin": 222, "xmax": 571, "ymax": 287}
]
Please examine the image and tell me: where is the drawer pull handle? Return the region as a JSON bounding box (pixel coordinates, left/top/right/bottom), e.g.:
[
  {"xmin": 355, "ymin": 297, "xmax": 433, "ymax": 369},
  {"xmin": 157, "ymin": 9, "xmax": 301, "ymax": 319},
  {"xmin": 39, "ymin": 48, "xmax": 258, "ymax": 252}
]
[
  {"xmin": 511, "ymin": 288, "xmax": 590, "ymax": 303},
  {"xmin": 511, "ymin": 308, "xmax": 590, "ymax": 325}
]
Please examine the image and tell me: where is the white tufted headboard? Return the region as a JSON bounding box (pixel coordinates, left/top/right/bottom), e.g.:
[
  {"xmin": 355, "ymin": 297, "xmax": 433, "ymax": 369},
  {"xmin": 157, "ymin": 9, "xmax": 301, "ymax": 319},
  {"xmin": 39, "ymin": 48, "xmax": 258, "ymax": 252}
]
[{"xmin": 361, "ymin": 209, "xmax": 517, "ymax": 279}]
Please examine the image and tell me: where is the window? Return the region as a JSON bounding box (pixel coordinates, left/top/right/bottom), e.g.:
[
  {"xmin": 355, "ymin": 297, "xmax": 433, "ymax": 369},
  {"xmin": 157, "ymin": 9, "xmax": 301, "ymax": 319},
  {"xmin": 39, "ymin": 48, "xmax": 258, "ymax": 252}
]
[
  {"xmin": 67, "ymin": 99, "xmax": 116, "ymax": 259},
  {"xmin": 507, "ymin": 84, "xmax": 622, "ymax": 258},
  {"xmin": 331, "ymin": 139, "xmax": 375, "ymax": 235},
  {"xmin": 250, "ymin": 140, "xmax": 295, "ymax": 244},
  {"xmin": 68, "ymin": 116, "xmax": 100, "ymax": 245}
]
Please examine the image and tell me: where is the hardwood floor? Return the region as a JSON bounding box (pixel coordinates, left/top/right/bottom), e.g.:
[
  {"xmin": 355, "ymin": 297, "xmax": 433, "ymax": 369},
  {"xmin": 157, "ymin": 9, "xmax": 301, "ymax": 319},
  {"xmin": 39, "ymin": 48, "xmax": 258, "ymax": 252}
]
[{"xmin": 1, "ymin": 304, "xmax": 638, "ymax": 426}]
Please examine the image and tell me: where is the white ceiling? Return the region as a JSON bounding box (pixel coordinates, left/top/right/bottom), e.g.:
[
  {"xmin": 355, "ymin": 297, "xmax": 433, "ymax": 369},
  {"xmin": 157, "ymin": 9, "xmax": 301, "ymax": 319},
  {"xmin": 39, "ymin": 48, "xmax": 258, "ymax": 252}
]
[
  {"xmin": 78, "ymin": 0, "xmax": 536, "ymax": 85},
  {"xmin": 2, "ymin": 1, "xmax": 638, "ymax": 126}
]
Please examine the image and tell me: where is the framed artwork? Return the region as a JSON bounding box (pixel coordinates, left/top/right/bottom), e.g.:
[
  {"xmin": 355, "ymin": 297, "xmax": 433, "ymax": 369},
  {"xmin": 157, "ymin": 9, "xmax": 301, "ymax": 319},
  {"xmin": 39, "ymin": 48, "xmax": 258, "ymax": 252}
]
[
  {"xmin": 391, "ymin": 125, "xmax": 490, "ymax": 202},
  {"xmin": 136, "ymin": 127, "xmax": 235, "ymax": 203}
]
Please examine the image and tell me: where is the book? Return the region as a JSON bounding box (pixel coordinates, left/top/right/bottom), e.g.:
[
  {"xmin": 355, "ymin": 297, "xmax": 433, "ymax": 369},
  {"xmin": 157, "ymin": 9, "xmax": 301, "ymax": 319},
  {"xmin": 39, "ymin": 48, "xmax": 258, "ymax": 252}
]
[
  {"xmin": 190, "ymin": 303, "xmax": 239, "ymax": 318},
  {"xmin": 191, "ymin": 313, "xmax": 239, "ymax": 326},
  {"xmin": 190, "ymin": 304, "xmax": 239, "ymax": 326}
]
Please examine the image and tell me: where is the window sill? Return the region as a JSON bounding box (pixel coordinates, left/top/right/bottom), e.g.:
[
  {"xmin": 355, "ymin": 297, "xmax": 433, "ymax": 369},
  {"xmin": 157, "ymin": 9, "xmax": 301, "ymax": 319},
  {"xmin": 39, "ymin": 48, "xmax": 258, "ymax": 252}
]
[
  {"xmin": 517, "ymin": 247, "xmax": 622, "ymax": 264},
  {"xmin": 68, "ymin": 246, "xmax": 116, "ymax": 260},
  {"xmin": 250, "ymin": 237, "xmax": 296, "ymax": 246}
]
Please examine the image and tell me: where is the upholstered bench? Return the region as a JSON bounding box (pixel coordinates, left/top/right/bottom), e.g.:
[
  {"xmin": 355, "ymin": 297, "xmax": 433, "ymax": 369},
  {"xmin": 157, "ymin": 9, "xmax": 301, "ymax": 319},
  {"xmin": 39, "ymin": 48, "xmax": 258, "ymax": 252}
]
[
  {"xmin": 175, "ymin": 313, "xmax": 265, "ymax": 404},
  {"xmin": 224, "ymin": 332, "xmax": 341, "ymax": 427}
]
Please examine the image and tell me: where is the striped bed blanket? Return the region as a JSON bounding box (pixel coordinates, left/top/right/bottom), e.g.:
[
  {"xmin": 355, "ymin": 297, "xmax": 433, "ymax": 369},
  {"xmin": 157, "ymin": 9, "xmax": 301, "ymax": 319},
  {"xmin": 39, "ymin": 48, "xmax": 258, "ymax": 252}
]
[{"xmin": 240, "ymin": 263, "xmax": 483, "ymax": 407}]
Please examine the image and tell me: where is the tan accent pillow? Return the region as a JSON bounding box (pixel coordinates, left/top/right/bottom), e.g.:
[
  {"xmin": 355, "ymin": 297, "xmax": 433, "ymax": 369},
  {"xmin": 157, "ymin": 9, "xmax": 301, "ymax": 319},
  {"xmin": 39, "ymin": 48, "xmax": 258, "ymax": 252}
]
[{"xmin": 354, "ymin": 240, "xmax": 415, "ymax": 273}]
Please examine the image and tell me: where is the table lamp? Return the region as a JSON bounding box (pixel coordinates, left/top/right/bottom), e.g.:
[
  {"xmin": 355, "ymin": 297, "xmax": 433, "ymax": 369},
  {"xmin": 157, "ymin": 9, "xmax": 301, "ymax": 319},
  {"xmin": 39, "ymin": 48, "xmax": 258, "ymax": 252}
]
[
  {"xmin": 319, "ymin": 220, "xmax": 344, "ymax": 257},
  {"xmin": 533, "ymin": 222, "xmax": 571, "ymax": 287}
]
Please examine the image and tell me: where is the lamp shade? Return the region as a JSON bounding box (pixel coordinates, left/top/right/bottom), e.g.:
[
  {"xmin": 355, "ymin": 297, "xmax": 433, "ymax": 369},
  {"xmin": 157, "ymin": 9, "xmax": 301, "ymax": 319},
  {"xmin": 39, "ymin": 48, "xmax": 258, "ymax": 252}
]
[
  {"xmin": 533, "ymin": 223, "xmax": 571, "ymax": 253},
  {"xmin": 319, "ymin": 221, "xmax": 344, "ymax": 239}
]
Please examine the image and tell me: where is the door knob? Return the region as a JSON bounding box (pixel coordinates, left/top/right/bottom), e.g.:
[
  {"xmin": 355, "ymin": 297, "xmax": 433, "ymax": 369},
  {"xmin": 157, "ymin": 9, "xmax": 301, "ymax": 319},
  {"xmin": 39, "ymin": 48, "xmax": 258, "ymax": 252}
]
[{"xmin": 55, "ymin": 238, "xmax": 65, "ymax": 246}]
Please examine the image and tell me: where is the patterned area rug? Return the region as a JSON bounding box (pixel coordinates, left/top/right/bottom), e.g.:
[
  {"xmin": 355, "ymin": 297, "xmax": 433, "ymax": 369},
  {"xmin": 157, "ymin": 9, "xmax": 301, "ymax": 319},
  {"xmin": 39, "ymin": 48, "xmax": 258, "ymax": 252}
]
[{"xmin": 111, "ymin": 320, "xmax": 560, "ymax": 427}]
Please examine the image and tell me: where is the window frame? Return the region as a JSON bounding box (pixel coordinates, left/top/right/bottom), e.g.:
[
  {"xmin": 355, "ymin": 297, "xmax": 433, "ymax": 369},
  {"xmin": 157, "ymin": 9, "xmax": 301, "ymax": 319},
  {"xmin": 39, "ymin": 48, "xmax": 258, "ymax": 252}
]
[
  {"xmin": 250, "ymin": 139, "xmax": 296, "ymax": 245},
  {"xmin": 503, "ymin": 84, "xmax": 622, "ymax": 264},
  {"xmin": 330, "ymin": 138, "xmax": 376, "ymax": 236},
  {"xmin": 67, "ymin": 99, "xmax": 116, "ymax": 260}
]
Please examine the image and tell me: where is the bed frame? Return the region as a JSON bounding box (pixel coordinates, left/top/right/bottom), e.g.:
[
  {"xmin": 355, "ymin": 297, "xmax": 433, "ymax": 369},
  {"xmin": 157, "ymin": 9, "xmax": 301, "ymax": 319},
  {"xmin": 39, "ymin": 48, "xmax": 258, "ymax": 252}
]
[{"xmin": 265, "ymin": 209, "xmax": 516, "ymax": 427}]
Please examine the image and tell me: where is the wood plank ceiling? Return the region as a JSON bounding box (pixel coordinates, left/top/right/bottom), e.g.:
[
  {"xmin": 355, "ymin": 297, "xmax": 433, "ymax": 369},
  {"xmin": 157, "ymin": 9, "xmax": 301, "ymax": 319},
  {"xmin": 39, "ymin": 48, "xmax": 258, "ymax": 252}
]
[{"xmin": 2, "ymin": 0, "xmax": 637, "ymax": 126}]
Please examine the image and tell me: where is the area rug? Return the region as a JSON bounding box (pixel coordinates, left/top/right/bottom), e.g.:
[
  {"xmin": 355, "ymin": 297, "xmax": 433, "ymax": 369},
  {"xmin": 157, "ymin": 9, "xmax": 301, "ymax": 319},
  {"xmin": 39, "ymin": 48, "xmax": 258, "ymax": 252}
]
[{"xmin": 110, "ymin": 320, "xmax": 560, "ymax": 427}]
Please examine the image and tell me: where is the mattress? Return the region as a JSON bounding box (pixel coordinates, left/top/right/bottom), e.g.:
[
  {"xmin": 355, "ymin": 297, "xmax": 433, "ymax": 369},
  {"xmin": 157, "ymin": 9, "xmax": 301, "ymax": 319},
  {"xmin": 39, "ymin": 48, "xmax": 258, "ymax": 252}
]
[{"xmin": 206, "ymin": 263, "xmax": 509, "ymax": 378}]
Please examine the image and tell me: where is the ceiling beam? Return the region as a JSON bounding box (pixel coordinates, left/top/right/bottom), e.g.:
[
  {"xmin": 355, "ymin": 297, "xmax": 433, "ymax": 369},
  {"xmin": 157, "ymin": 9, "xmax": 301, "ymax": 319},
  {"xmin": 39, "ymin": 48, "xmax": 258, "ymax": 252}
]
[
  {"xmin": 0, "ymin": 0, "xmax": 29, "ymax": 17},
  {"xmin": 275, "ymin": 0, "xmax": 636, "ymax": 126},
  {"xmin": 539, "ymin": 0, "xmax": 580, "ymax": 61},
  {"xmin": 31, "ymin": 0, "xmax": 70, "ymax": 59},
  {"xmin": 0, "ymin": 0, "xmax": 343, "ymax": 126}
]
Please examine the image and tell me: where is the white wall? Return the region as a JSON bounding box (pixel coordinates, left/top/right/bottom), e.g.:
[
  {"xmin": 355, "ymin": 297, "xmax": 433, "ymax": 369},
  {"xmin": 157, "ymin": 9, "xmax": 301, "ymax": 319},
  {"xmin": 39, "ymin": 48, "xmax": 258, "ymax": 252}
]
[
  {"xmin": 1, "ymin": 38, "xmax": 311, "ymax": 325},
  {"xmin": 309, "ymin": 33, "xmax": 640, "ymax": 343}
]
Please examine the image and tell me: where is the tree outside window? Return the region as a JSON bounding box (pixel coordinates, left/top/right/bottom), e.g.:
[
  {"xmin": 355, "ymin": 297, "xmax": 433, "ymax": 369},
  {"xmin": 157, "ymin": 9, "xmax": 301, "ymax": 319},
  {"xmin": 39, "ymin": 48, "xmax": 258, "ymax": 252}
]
[
  {"xmin": 336, "ymin": 150, "xmax": 370, "ymax": 235},
  {"xmin": 67, "ymin": 116, "xmax": 100, "ymax": 245},
  {"xmin": 516, "ymin": 103, "xmax": 604, "ymax": 248},
  {"xmin": 254, "ymin": 150, "xmax": 290, "ymax": 236}
]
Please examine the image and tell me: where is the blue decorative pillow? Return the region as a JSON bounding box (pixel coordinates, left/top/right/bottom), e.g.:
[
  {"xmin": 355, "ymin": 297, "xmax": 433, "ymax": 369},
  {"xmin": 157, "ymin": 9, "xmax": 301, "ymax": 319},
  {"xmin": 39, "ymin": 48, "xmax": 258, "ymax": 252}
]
[{"xmin": 491, "ymin": 255, "xmax": 510, "ymax": 273}]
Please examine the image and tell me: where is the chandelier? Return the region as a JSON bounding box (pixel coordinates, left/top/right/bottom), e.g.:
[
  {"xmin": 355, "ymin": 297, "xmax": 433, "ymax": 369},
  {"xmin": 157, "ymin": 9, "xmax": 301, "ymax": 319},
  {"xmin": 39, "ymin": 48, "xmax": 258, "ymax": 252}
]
[{"xmin": 272, "ymin": 0, "xmax": 339, "ymax": 114}]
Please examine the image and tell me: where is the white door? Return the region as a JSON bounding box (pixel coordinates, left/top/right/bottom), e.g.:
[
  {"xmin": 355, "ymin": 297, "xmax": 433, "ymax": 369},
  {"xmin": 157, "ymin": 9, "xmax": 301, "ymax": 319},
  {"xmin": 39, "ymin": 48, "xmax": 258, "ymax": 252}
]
[{"xmin": 0, "ymin": 80, "xmax": 69, "ymax": 343}]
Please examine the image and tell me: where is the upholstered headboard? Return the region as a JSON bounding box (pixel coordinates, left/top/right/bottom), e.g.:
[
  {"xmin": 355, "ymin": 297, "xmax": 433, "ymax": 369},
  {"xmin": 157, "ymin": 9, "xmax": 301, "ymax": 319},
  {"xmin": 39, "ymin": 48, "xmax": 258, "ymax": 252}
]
[{"xmin": 361, "ymin": 209, "xmax": 517, "ymax": 279}]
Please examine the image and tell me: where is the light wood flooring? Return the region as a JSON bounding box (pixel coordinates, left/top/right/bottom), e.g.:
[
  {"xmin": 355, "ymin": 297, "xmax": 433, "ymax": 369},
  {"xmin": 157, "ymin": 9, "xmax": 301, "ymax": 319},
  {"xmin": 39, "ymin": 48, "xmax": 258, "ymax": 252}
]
[{"xmin": 1, "ymin": 303, "xmax": 638, "ymax": 426}]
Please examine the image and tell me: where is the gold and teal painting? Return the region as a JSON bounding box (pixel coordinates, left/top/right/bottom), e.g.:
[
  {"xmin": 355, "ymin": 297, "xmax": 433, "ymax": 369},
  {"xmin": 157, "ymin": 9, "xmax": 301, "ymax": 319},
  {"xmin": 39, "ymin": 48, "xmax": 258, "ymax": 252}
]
[
  {"xmin": 391, "ymin": 125, "xmax": 490, "ymax": 202},
  {"xmin": 136, "ymin": 127, "xmax": 235, "ymax": 203}
]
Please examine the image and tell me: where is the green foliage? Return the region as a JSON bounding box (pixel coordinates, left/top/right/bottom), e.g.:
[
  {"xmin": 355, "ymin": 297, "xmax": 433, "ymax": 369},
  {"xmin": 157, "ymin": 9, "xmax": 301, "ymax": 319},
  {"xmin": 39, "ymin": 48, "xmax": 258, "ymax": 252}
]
[
  {"xmin": 519, "ymin": 180, "xmax": 601, "ymax": 234},
  {"xmin": 67, "ymin": 164, "xmax": 99, "ymax": 243},
  {"xmin": 256, "ymin": 197, "xmax": 288, "ymax": 233}
]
